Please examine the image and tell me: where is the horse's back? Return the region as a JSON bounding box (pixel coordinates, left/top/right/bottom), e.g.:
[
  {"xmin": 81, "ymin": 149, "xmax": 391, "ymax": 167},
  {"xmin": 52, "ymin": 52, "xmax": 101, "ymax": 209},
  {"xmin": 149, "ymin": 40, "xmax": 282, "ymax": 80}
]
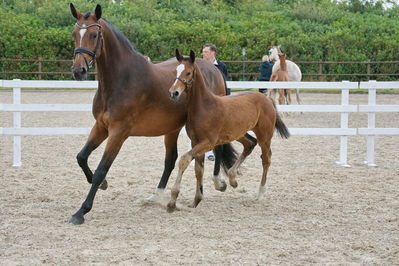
[
  {"xmin": 223, "ymin": 91, "xmax": 275, "ymax": 116},
  {"xmin": 214, "ymin": 92, "xmax": 275, "ymax": 142}
]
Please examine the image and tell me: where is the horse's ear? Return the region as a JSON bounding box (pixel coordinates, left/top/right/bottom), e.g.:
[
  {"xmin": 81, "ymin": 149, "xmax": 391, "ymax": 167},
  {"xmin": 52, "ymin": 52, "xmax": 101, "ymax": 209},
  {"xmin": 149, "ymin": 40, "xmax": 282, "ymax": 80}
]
[
  {"xmin": 189, "ymin": 50, "xmax": 196, "ymax": 63},
  {"xmin": 175, "ymin": 49, "xmax": 183, "ymax": 62},
  {"xmin": 70, "ymin": 3, "xmax": 82, "ymax": 19},
  {"xmin": 95, "ymin": 4, "xmax": 102, "ymax": 20}
]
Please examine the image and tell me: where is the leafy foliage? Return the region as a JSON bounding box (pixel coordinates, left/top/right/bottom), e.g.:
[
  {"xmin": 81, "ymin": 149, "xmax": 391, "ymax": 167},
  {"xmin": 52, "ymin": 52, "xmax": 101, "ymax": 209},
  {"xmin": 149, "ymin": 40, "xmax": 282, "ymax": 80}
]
[{"xmin": 1, "ymin": 0, "xmax": 398, "ymax": 80}]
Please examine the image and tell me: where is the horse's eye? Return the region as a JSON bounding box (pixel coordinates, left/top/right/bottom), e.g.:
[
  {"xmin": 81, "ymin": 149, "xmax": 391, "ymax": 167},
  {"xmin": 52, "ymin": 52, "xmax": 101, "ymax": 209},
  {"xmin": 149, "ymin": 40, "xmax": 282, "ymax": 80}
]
[{"xmin": 186, "ymin": 72, "xmax": 191, "ymax": 76}]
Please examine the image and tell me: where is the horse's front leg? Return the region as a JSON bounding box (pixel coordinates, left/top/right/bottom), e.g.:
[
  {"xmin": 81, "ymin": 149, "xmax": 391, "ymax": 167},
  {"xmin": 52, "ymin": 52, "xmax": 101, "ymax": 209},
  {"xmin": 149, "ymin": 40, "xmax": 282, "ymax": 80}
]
[
  {"xmin": 76, "ymin": 122, "xmax": 108, "ymax": 189},
  {"xmin": 148, "ymin": 129, "xmax": 180, "ymax": 201},
  {"xmin": 166, "ymin": 151, "xmax": 193, "ymax": 213},
  {"xmin": 69, "ymin": 130, "xmax": 127, "ymax": 225},
  {"xmin": 189, "ymin": 155, "xmax": 205, "ymax": 208},
  {"xmin": 167, "ymin": 141, "xmax": 212, "ymax": 212}
]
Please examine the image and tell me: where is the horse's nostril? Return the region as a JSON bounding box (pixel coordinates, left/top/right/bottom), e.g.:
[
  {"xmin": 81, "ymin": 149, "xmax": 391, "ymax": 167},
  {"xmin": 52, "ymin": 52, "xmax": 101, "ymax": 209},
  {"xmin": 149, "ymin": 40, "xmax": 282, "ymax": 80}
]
[
  {"xmin": 174, "ymin": 91, "xmax": 179, "ymax": 97},
  {"xmin": 81, "ymin": 67, "xmax": 87, "ymax": 75}
]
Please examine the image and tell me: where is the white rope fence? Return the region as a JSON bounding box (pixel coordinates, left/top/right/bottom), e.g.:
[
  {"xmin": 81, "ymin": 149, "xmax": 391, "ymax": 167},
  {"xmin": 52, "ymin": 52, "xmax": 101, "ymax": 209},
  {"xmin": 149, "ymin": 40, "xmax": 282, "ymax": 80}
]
[{"xmin": 1, "ymin": 79, "xmax": 398, "ymax": 167}]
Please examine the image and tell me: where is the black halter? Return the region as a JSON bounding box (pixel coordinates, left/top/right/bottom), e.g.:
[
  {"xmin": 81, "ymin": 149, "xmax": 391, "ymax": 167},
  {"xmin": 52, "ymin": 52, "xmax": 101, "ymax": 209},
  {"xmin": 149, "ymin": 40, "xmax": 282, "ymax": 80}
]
[{"xmin": 74, "ymin": 23, "xmax": 102, "ymax": 69}]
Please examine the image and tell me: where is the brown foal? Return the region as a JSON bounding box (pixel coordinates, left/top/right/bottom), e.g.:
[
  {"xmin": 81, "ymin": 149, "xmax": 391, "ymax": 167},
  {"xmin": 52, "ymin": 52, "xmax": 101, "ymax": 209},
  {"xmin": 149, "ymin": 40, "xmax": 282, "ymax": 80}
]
[
  {"xmin": 269, "ymin": 53, "xmax": 292, "ymax": 105},
  {"xmin": 166, "ymin": 50, "xmax": 290, "ymax": 212}
]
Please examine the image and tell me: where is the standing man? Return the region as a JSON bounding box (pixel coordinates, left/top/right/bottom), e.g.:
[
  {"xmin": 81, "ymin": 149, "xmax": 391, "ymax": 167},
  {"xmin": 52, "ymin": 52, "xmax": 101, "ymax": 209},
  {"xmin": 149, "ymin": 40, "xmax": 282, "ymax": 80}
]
[
  {"xmin": 202, "ymin": 43, "xmax": 230, "ymax": 95},
  {"xmin": 201, "ymin": 43, "xmax": 230, "ymax": 161},
  {"xmin": 258, "ymin": 55, "xmax": 274, "ymax": 94}
]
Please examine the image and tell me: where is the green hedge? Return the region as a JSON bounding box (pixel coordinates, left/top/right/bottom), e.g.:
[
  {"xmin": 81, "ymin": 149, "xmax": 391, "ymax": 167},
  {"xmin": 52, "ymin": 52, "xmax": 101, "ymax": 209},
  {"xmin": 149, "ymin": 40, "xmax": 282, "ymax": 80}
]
[{"xmin": 1, "ymin": 0, "xmax": 399, "ymax": 80}]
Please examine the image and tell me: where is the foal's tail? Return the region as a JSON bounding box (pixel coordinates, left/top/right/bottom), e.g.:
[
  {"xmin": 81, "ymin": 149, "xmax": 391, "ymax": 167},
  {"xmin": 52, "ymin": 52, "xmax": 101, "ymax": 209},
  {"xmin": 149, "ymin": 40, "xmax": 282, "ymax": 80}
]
[
  {"xmin": 271, "ymin": 99, "xmax": 290, "ymax": 139},
  {"xmin": 220, "ymin": 143, "xmax": 238, "ymax": 173}
]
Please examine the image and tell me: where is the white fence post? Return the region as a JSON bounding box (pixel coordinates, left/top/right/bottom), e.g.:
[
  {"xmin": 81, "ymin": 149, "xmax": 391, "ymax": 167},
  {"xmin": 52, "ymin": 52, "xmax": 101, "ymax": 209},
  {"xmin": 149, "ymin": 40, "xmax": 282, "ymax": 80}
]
[
  {"xmin": 365, "ymin": 80, "xmax": 377, "ymax": 167},
  {"xmin": 336, "ymin": 81, "xmax": 351, "ymax": 167},
  {"xmin": 12, "ymin": 79, "xmax": 22, "ymax": 167}
]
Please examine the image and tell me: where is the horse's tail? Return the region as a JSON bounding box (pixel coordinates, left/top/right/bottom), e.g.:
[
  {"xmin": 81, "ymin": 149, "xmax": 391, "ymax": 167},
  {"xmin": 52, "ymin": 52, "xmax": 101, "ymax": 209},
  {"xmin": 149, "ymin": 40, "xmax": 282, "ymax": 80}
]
[
  {"xmin": 271, "ymin": 99, "xmax": 290, "ymax": 139},
  {"xmin": 220, "ymin": 143, "xmax": 238, "ymax": 173}
]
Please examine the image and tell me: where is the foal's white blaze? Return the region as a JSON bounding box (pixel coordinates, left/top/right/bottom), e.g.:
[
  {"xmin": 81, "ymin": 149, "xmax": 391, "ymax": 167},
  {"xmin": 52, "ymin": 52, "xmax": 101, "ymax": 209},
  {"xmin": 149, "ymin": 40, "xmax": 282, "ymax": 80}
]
[
  {"xmin": 79, "ymin": 24, "xmax": 87, "ymax": 47},
  {"xmin": 173, "ymin": 64, "xmax": 185, "ymax": 85}
]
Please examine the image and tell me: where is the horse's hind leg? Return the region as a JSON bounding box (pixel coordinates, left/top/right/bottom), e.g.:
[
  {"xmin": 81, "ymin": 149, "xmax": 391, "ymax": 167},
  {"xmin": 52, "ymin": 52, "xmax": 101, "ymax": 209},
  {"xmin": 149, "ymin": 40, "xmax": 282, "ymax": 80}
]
[
  {"xmin": 148, "ymin": 130, "xmax": 180, "ymax": 201},
  {"xmin": 70, "ymin": 129, "xmax": 127, "ymax": 225},
  {"xmin": 189, "ymin": 155, "xmax": 205, "ymax": 208},
  {"xmin": 227, "ymin": 133, "xmax": 257, "ymax": 188},
  {"xmin": 76, "ymin": 122, "xmax": 108, "ymax": 190},
  {"xmin": 212, "ymin": 145, "xmax": 227, "ymax": 192},
  {"xmin": 257, "ymin": 139, "xmax": 272, "ymax": 199},
  {"xmin": 286, "ymin": 89, "xmax": 292, "ymax": 105}
]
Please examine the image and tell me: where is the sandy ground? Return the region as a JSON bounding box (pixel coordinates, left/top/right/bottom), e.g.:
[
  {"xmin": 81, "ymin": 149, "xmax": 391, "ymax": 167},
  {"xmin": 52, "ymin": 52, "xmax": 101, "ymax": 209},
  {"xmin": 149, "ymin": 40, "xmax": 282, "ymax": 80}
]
[{"xmin": 0, "ymin": 90, "xmax": 398, "ymax": 265}]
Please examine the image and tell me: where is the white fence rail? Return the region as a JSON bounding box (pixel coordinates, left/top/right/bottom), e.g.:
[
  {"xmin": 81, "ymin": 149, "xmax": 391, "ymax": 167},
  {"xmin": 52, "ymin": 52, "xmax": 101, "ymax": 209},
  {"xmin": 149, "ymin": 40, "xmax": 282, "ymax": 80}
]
[{"xmin": 1, "ymin": 79, "xmax": 398, "ymax": 167}]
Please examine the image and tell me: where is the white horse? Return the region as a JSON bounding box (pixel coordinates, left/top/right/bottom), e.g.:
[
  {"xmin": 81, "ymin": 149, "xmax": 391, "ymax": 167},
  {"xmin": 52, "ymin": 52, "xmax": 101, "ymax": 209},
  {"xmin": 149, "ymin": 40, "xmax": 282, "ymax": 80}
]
[{"xmin": 268, "ymin": 46, "xmax": 302, "ymax": 104}]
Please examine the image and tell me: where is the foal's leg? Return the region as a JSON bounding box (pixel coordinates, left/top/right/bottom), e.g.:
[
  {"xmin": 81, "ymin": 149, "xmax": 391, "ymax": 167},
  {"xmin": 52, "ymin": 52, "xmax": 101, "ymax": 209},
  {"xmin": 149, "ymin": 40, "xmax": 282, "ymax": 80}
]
[
  {"xmin": 278, "ymin": 89, "xmax": 284, "ymax": 105},
  {"xmin": 189, "ymin": 155, "xmax": 205, "ymax": 208},
  {"xmin": 69, "ymin": 129, "xmax": 127, "ymax": 225},
  {"xmin": 76, "ymin": 122, "xmax": 109, "ymax": 190},
  {"xmin": 227, "ymin": 134, "xmax": 257, "ymax": 188},
  {"xmin": 257, "ymin": 139, "xmax": 272, "ymax": 199},
  {"xmin": 167, "ymin": 141, "xmax": 212, "ymax": 212},
  {"xmin": 148, "ymin": 130, "xmax": 180, "ymax": 201},
  {"xmin": 166, "ymin": 151, "xmax": 193, "ymax": 213},
  {"xmin": 267, "ymin": 89, "xmax": 276, "ymax": 102}
]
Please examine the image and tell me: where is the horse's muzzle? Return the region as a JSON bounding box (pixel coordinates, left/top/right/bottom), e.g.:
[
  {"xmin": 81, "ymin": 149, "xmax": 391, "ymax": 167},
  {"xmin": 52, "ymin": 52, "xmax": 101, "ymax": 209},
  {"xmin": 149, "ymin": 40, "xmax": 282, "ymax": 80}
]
[
  {"xmin": 72, "ymin": 66, "xmax": 87, "ymax": 81},
  {"xmin": 169, "ymin": 91, "xmax": 180, "ymax": 101}
]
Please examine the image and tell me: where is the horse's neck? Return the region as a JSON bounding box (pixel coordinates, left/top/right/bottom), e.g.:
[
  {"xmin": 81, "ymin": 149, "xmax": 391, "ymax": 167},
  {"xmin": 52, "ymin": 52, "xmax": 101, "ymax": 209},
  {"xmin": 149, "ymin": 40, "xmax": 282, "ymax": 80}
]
[
  {"xmin": 96, "ymin": 24, "xmax": 150, "ymax": 88},
  {"xmin": 279, "ymin": 57, "xmax": 287, "ymax": 71},
  {"xmin": 187, "ymin": 65, "xmax": 216, "ymax": 115}
]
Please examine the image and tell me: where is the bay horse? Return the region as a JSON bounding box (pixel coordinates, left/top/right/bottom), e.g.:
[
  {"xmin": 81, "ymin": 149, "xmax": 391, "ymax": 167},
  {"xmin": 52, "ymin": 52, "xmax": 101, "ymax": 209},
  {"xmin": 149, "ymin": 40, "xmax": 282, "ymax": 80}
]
[
  {"xmin": 166, "ymin": 50, "xmax": 290, "ymax": 212},
  {"xmin": 268, "ymin": 46, "xmax": 302, "ymax": 104},
  {"xmin": 69, "ymin": 4, "xmax": 236, "ymax": 224},
  {"xmin": 269, "ymin": 53, "xmax": 292, "ymax": 105}
]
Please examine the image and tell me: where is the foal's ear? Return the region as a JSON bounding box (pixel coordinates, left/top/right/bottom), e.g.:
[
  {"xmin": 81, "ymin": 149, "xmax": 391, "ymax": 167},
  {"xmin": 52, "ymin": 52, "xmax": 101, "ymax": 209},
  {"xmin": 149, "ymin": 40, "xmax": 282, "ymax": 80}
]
[
  {"xmin": 189, "ymin": 50, "xmax": 196, "ymax": 63},
  {"xmin": 175, "ymin": 49, "xmax": 183, "ymax": 62},
  {"xmin": 70, "ymin": 3, "xmax": 82, "ymax": 19},
  {"xmin": 95, "ymin": 4, "xmax": 102, "ymax": 20}
]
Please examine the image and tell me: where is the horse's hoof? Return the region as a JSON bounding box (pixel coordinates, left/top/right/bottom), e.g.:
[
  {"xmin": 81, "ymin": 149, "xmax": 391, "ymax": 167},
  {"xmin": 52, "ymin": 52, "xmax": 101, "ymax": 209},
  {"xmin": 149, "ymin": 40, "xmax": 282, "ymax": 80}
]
[
  {"xmin": 217, "ymin": 180, "xmax": 227, "ymax": 192},
  {"xmin": 188, "ymin": 199, "xmax": 201, "ymax": 208},
  {"xmin": 166, "ymin": 202, "xmax": 176, "ymax": 213},
  {"xmin": 147, "ymin": 188, "xmax": 165, "ymax": 202},
  {"xmin": 99, "ymin": 179, "xmax": 108, "ymax": 190},
  {"xmin": 69, "ymin": 215, "xmax": 84, "ymax": 225},
  {"xmin": 147, "ymin": 194, "xmax": 158, "ymax": 202},
  {"xmin": 230, "ymin": 180, "xmax": 238, "ymax": 188}
]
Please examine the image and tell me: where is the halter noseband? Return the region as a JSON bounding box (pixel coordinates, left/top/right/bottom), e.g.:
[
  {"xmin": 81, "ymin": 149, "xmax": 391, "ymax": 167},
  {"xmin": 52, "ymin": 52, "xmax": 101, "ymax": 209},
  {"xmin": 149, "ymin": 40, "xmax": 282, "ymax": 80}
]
[
  {"xmin": 176, "ymin": 77, "xmax": 194, "ymax": 87},
  {"xmin": 74, "ymin": 23, "xmax": 103, "ymax": 69},
  {"xmin": 176, "ymin": 68, "xmax": 195, "ymax": 88}
]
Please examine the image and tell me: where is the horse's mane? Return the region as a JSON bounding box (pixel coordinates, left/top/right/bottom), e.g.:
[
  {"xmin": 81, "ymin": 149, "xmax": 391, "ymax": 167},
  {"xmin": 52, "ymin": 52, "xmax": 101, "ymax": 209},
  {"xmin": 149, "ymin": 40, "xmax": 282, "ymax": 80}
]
[{"xmin": 102, "ymin": 18, "xmax": 141, "ymax": 55}]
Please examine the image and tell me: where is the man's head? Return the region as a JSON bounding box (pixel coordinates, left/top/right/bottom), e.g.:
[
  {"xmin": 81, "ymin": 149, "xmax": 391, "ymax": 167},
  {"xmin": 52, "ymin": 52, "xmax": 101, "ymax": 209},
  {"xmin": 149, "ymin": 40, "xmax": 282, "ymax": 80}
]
[{"xmin": 202, "ymin": 43, "xmax": 217, "ymax": 63}]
